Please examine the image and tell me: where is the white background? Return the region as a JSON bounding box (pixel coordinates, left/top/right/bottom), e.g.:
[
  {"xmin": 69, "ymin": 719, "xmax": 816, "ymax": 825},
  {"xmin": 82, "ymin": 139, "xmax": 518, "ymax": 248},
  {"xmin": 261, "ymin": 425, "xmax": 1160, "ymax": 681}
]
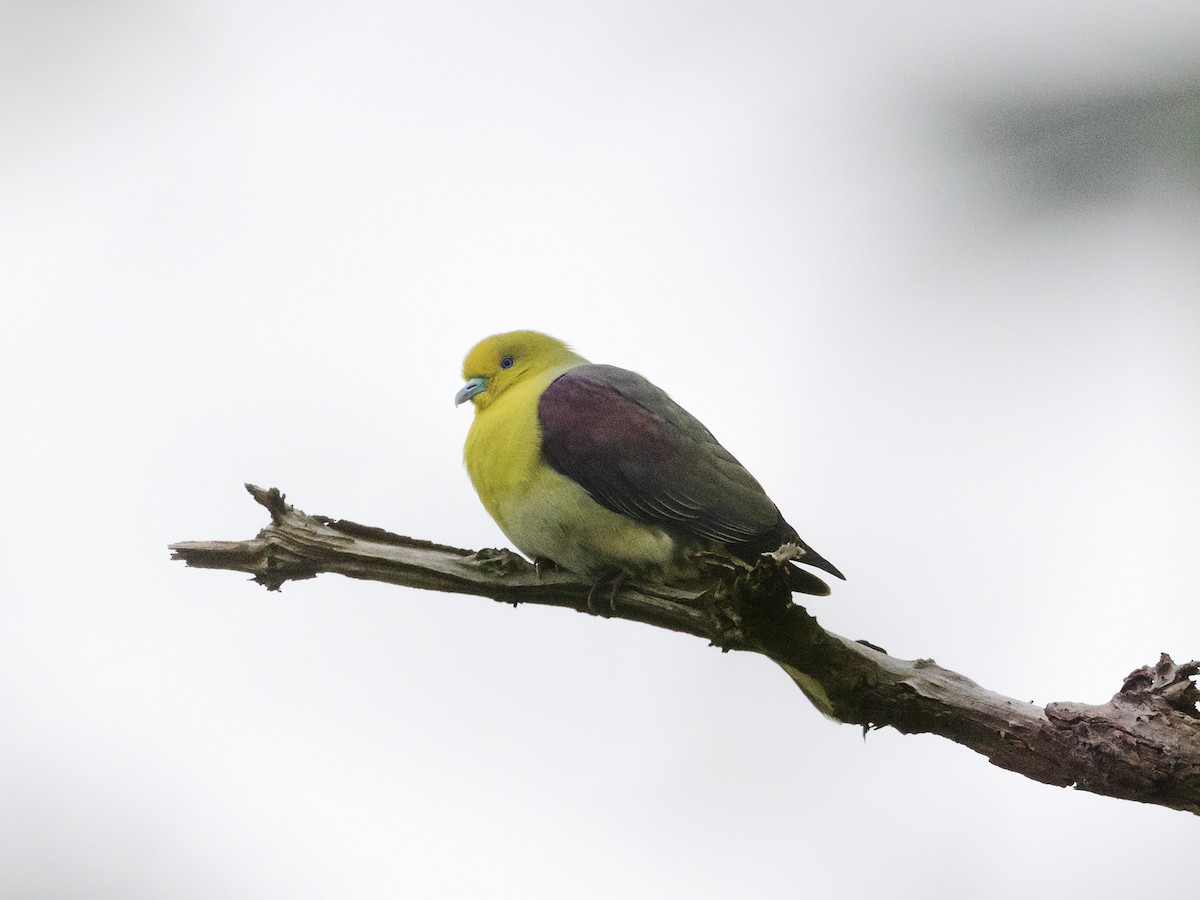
[{"xmin": 3, "ymin": 2, "xmax": 1199, "ymax": 897}]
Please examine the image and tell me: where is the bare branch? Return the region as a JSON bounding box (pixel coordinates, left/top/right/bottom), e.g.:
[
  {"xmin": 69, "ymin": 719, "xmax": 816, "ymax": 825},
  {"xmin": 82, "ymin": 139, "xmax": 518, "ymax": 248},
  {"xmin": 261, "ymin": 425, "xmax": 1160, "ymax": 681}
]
[{"xmin": 171, "ymin": 485, "xmax": 1200, "ymax": 816}]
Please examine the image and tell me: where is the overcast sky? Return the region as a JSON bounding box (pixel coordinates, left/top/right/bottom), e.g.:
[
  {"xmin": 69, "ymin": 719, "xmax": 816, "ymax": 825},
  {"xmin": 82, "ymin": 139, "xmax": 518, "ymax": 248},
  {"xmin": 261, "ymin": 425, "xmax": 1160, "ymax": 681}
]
[{"xmin": 3, "ymin": 2, "xmax": 1200, "ymax": 897}]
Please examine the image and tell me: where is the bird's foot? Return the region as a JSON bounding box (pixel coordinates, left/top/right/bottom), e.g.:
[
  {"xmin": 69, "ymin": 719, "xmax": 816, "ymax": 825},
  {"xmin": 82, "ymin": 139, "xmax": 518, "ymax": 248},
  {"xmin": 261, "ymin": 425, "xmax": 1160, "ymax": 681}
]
[
  {"xmin": 689, "ymin": 550, "xmax": 750, "ymax": 579},
  {"xmin": 685, "ymin": 553, "xmax": 746, "ymax": 645},
  {"xmin": 697, "ymin": 579, "xmax": 742, "ymax": 651},
  {"xmin": 586, "ymin": 569, "xmax": 626, "ymax": 617},
  {"xmin": 471, "ymin": 547, "xmax": 532, "ymax": 577},
  {"xmin": 532, "ymin": 557, "xmax": 559, "ymax": 581}
]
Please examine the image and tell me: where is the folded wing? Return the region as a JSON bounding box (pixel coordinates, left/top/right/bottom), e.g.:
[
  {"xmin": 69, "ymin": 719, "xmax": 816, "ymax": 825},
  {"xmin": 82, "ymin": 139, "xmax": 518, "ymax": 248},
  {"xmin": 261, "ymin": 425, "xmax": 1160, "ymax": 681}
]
[{"xmin": 537, "ymin": 364, "xmax": 843, "ymax": 584}]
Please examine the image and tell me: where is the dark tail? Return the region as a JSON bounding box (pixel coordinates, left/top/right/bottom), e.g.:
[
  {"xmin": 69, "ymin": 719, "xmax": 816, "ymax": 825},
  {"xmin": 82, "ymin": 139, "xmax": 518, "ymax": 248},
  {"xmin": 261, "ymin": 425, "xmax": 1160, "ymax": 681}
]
[
  {"xmin": 788, "ymin": 564, "xmax": 832, "ymax": 596},
  {"xmin": 791, "ymin": 535, "xmax": 845, "ymax": 581}
]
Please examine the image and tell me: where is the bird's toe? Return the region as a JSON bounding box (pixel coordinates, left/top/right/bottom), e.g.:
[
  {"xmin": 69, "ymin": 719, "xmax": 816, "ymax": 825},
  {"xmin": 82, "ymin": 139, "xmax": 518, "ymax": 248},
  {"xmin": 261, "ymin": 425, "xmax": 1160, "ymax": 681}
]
[{"xmin": 585, "ymin": 568, "xmax": 626, "ymax": 616}]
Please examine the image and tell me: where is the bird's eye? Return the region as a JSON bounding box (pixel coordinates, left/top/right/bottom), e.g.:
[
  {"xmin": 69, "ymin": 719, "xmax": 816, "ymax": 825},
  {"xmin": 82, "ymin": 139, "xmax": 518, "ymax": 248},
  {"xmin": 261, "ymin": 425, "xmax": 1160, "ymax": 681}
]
[{"xmin": 500, "ymin": 355, "xmax": 515, "ymax": 369}]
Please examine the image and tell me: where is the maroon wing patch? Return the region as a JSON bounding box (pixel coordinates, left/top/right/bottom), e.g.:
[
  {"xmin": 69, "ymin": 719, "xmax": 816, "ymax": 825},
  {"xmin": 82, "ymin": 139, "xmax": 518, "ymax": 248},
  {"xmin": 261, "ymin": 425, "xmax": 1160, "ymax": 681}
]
[{"xmin": 537, "ymin": 364, "xmax": 784, "ymax": 547}]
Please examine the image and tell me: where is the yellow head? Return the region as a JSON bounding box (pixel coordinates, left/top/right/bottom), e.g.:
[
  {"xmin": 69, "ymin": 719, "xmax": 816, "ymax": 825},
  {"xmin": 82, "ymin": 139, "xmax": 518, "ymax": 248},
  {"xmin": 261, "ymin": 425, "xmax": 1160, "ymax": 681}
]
[{"xmin": 456, "ymin": 330, "xmax": 587, "ymax": 412}]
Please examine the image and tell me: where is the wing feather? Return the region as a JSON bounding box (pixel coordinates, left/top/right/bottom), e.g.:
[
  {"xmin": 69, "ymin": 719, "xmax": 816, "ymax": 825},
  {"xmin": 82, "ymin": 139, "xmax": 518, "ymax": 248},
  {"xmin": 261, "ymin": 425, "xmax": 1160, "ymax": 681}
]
[{"xmin": 537, "ymin": 365, "xmax": 784, "ymax": 551}]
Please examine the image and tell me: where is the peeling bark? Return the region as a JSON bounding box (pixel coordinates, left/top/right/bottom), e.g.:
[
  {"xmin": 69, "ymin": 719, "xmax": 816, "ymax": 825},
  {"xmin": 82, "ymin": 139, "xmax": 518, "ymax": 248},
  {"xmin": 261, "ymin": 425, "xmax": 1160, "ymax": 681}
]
[{"xmin": 170, "ymin": 484, "xmax": 1200, "ymax": 816}]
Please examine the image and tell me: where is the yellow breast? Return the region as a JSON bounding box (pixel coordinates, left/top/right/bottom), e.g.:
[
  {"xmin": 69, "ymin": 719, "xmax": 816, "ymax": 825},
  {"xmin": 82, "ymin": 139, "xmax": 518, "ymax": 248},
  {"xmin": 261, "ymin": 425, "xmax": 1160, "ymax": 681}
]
[{"xmin": 463, "ymin": 371, "xmax": 551, "ymax": 533}]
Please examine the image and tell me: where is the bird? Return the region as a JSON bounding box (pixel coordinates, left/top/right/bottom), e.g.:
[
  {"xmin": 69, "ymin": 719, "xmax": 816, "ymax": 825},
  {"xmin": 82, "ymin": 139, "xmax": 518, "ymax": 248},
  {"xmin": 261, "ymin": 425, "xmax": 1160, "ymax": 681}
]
[{"xmin": 455, "ymin": 330, "xmax": 844, "ymax": 596}]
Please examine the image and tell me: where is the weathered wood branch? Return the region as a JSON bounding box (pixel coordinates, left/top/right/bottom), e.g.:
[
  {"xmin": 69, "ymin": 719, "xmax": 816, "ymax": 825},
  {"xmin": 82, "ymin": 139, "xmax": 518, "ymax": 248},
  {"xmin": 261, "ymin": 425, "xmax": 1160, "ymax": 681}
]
[{"xmin": 170, "ymin": 484, "xmax": 1200, "ymax": 816}]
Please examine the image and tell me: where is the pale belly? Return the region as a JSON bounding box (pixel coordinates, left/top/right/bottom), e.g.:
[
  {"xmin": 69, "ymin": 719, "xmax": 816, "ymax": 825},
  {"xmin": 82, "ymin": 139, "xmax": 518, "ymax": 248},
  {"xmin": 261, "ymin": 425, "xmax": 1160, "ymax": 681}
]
[{"xmin": 495, "ymin": 466, "xmax": 681, "ymax": 579}]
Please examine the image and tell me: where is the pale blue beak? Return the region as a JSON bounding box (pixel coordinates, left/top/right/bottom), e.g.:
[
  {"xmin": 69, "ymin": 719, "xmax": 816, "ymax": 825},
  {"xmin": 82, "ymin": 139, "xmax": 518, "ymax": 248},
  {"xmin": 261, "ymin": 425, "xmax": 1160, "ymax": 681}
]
[{"xmin": 455, "ymin": 376, "xmax": 487, "ymax": 406}]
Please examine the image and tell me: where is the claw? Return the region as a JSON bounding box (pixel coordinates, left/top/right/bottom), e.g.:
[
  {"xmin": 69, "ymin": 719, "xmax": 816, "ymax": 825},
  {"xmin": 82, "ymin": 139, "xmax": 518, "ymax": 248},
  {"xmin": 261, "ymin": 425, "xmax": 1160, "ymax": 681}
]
[
  {"xmin": 607, "ymin": 571, "xmax": 626, "ymax": 611},
  {"xmin": 586, "ymin": 568, "xmax": 626, "ymax": 616},
  {"xmin": 532, "ymin": 557, "xmax": 558, "ymax": 581}
]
